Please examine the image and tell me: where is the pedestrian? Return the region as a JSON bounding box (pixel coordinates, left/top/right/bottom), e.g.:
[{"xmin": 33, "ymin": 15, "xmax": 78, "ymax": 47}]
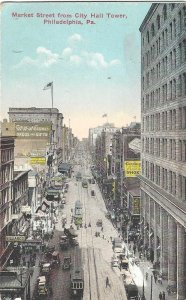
[
  {"xmin": 162, "ymin": 291, "xmax": 165, "ymax": 300},
  {"xmin": 106, "ymin": 276, "xmax": 110, "ymax": 288},
  {"xmin": 146, "ymin": 272, "xmax": 148, "ymax": 280},
  {"xmin": 154, "ymin": 273, "xmax": 157, "ymax": 283},
  {"xmin": 159, "ymin": 292, "xmax": 163, "ymax": 300}
]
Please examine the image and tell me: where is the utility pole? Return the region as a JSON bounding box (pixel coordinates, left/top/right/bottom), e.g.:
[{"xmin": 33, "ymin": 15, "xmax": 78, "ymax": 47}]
[{"xmin": 150, "ymin": 275, "xmax": 153, "ymax": 300}]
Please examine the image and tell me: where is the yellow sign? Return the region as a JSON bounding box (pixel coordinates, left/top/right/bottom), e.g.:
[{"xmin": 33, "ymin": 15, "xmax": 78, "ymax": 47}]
[
  {"xmin": 133, "ymin": 197, "xmax": 140, "ymax": 215},
  {"xmin": 112, "ymin": 181, "xmax": 115, "ymax": 192},
  {"xmin": 124, "ymin": 161, "xmax": 141, "ymax": 177},
  {"xmin": 30, "ymin": 157, "xmax": 46, "ymax": 165},
  {"xmin": 6, "ymin": 236, "xmax": 26, "ymax": 242}
]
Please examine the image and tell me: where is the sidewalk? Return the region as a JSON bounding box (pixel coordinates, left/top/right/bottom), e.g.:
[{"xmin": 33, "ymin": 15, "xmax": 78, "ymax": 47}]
[
  {"xmin": 125, "ymin": 243, "xmax": 177, "ymax": 300},
  {"xmin": 20, "ymin": 251, "xmax": 42, "ymax": 299}
]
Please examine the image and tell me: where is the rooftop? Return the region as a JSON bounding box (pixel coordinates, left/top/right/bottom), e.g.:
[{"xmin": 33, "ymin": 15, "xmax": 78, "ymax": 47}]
[{"xmin": 0, "ymin": 269, "xmax": 30, "ymax": 290}]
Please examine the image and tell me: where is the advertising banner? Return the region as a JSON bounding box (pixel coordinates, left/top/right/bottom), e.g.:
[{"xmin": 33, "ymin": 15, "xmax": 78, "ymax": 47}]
[
  {"xmin": 15, "ymin": 122, "xmax": 51, "ymax": 139},
  {"xmin": 30, "ymin": 157, "xmax": 46, "ymax": 165},
  {"xmin": 124, "ymin": 161, "xmax": 141, "ymax": 177}
]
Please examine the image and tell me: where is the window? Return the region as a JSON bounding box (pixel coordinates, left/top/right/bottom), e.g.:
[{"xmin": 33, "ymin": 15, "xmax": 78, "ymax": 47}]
[
  {"xmin": 173, "ymin": 79, "xmax": 176, "ymax": 99},
  {"xmin": 178, "ymin": 75, "xmax": 182, "ymax": 97},
  {"xmin": 173, "ymin": 49, "xmax": 176, "ymax": 69},
  {"xmin": 184, "ymin": 6, "xmax": 186, "ymax": 28},
  {"xmin": 171, "ymin": 3, "xmax": 175, "ymax": 10},
  {"xmin": 179, "ymin": 43, "xmax": 182, "ymax": 66},
  {"xmin": 162, "ymin": 31, "xmax": 165, "ymax": 48},
  {"xmin": 170, "ymin": 51, "xmax": 173, "ymax": 70},
  {"xmin": 178, "ymin": 10, "xmax": 182, "ymax": 33},
  {"xmin": 184, "ymin": 73, "xmax": 186, "ymax": 95},
  {"xmin": 183, "ymin": 40, "xmax": 186, "ymax": 62},
  {"xmin": 163, "ymin": 4, "xmax": 167, "ymax": 21},
  {"xmin": 157, "ymin": 15, "xmax": 161, "ymax": 30},
  {"xmin": 151, "ymin": 23, "xmax": 155, "ymax": 37},
  {"xmin": 165, "ymin": 84, "xmax": 167, "ymax": 101},
  {"xmin": 147, "ymin": 31, "xmax": 150, "ymax": 44},
  {"xmin": 159, "ymin": 37, "xmax": 161, "ymax": 53},
  {"xmin": 170, "ymin": 23, "xmax": 173, "ymax": 40},
  {"xmin": 165, "ymin": 29, "xmax": 168, "ymax": 46},
  {"xmin": 170, "ymin": 80, "xmax": 173, "ymax": 100},
  {"xmin": 173, "ymin": 19, "xmax": 176, "ymax": 38},
  {"xmin": 165, "ymin": 56, "xmax": 168, "ymax": 74}
]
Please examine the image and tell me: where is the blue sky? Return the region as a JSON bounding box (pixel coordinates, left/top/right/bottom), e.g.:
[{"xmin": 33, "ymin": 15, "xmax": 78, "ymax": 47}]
[{"xmin": 1, "ymin": 2, "xmax": 151, "ymax": 138}]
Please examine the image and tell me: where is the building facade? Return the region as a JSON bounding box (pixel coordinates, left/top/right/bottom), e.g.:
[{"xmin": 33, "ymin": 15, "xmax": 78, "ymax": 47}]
[
  {"xmin": 140, "ymin": 3, "xmax": 186, "ymax": 299},
  {"xmin": 8, "ymin": 107, "xmax": 63, "ymax": 171},
  {"xmin": 0, "ymin": 137, "xmax": 15, "ymax": 270},
  {"xmin": 11, "ymin": 171, "xmax": 30, "ymax": 237}
]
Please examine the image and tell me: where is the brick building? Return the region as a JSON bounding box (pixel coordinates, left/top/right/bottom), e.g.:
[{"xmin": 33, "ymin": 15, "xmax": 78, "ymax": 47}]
[
  {"xmin": 0, "ymin": 136, "xmax": 15, "ymax": 269},
  {"xmin": 140, "ymin": 3, "xmax": 186, "ymax": 299},
  {"xmin": 8, "ymin": 107, "xmax": 63, "ymax": 171}
]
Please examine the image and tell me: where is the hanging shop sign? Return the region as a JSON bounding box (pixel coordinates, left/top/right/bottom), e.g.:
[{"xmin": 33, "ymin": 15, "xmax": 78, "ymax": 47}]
[
  {"xmin": 30, "ymin": 157, "xmax": 46, "ymax": 165},
  {"xmin": 132, "ymin": 197, "xmax": 140, "ymax": 215},
  {"xmin": 21, "ymin": 206, "xmax": 31, "ymax": 213},
  {"xmin": 6, "ymin": 236, "xmax": 26, "ymax": 242},
  {"xmin": 124, "ymin": 161, "xmax": 141, "ymax": 177}
]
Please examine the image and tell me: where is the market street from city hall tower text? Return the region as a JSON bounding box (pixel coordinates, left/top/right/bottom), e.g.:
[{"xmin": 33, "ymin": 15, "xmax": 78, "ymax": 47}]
[{"xmin": 1, "ymin": 2, "xmax": 186, "ymax": 300}]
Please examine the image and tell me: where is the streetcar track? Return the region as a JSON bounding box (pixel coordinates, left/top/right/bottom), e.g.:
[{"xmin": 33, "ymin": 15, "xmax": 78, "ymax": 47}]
[
  {"xmin": 83, "ymin": 183, "xmax": 100, "ymax": 300},
  {"xmin": 76, "ymin": 163, "xmax": 101, "ymax": 300}
]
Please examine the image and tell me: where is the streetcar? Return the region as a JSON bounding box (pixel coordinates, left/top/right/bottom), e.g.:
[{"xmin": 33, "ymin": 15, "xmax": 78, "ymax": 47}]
[
  {"xmin": 76, "ymin": 172, "xmax": 82, "ymax": 181},
  {"xmin": 74, "ymin": 200, "xmax": 83, "ymax": 226},
  {"xmin": 82, "ymin": 179, "xmax": 88, "ymax": 188},
  {"xmin": 70, "ymin": 247, "xmax": 84, "ymax": 299},
  {"xmin": 122, "ymin": 270, "xmax": 139, "ymax": 300}
]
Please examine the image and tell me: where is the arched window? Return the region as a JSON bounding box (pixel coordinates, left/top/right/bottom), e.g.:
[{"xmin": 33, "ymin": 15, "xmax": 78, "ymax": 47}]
[
  {"xmin": 163, "ymin": 4, "xmax": 167, "ymax": 21},
  {"xmin": 156, "ymin": 15, "xmax": 160, "ymax": 30},
  {"xmin": 170, "ymin": 3, "xmax": 175, "ymax": 10},
  {"xmin": 151, "ymin": 23, "xmax": 155, "ymax": 37},
  {"xmin": 146, "ymin": 31, "xmax": 150, "ymax": 43}
]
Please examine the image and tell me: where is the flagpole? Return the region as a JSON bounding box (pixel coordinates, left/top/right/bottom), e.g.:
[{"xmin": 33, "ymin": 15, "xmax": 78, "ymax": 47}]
[{"xmin": 51, "ymin": 82, "xmax": 53, "ymax": 108}]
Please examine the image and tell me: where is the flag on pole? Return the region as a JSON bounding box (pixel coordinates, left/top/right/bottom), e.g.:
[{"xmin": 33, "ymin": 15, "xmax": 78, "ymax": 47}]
[
  {"xmin": 43, "ymin": 82, "xmax": 53, "ymax": 90},
  {"xmin": 102, "ymin": 113, "xmax": 107, "ymax": 118}
]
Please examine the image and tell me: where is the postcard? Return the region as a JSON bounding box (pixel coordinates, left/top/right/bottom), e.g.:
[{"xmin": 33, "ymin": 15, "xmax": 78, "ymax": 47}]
[{"xmin": 0, "ymin": 2, "xmax": 186, "ymax": 300}]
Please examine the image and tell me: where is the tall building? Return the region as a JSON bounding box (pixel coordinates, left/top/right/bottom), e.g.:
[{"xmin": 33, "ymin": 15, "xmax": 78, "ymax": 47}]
[
  {"xmin": 8, "ymin": 107, "xmax": 63, "ymax": 171},
  {"xmin": 0, "ymin": 136, "xmax": 15, "ymax": 270},
  {"xmin": 140, "ymin": 3, "xmax": 186, "ymax": 299},
  {"xmin": 89, "ymin": 123, "xmax": 118, "ymax": 151}
]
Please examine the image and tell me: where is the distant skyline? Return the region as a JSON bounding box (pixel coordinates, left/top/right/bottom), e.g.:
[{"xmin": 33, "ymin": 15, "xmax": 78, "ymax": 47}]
[{"xmin": 1, "ymin": 2, "xmax": 151, "ymax": 139}]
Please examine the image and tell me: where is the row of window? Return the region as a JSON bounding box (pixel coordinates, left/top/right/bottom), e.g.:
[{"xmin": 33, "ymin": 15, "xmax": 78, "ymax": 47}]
[
  {"xmin": 1, "ymin": 149, "xmax": 14, "ymax": 164},
  {"xmin": 142, "ymin": 160, "xmax": 186, "ymax": 200},
  {"xmin": 1, "ymin": 165, "xmax": 14, "ymax": 186},
  {"xmin": 142, "ymin": 73, "xmax": 186, "ymax": 109},
  {"xmin": 143, "ymin": 5, "xmax": 186, "ymax": 47},
  {"xmin": 142, "ymin": 137, "xmax": 186, "ymax": 162},
  {"xmin": 14, "ymin": 179, "xmax": 28, "ymax": 200},
  {"xmin": 142, "ymin": 106, "xmax": 186, "ymax": 132},
  {"xmin": 0, "ymin": 188, "xmax": 10, "ymax": 208},
  {"xmin": 143, "ymin": 41, "xmax": 186, "ymax": 89}
]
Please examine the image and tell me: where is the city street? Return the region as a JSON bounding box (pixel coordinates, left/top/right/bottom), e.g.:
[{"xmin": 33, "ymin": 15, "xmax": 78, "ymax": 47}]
[{"xmin": 52, "ymin": 160, "xmax": 127, "ymax": 300}]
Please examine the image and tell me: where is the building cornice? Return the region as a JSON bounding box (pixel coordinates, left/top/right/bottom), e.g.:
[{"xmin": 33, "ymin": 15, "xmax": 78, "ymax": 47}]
[{"xmin": 139, "ymin": 3, "xmax": 158, "ymax": 33}]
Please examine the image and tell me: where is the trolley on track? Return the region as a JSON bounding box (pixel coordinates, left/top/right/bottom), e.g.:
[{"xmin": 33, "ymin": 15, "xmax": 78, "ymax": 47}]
[
  {"xmin": 70, "ymin": 247, "xmax": 84, "ymax": 299},
  {"xmin": 74, "ymin": 200, "xmax": 83, "ymax": 226}
]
